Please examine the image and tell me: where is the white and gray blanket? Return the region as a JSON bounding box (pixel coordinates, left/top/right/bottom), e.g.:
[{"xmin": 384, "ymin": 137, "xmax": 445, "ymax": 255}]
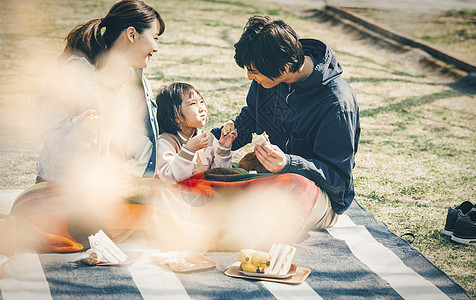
[{"xmin": 0, "ymin": 200, "xmax": 471, "ymax": 299}]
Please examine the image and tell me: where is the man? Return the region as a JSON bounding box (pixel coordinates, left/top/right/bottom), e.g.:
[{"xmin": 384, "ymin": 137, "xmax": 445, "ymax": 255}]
[{"xmin": 212, "ymin": 15, "xmax": 360, "ymax": 229}]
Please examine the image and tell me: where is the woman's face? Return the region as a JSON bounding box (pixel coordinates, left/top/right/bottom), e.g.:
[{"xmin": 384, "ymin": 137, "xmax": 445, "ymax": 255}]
[
  {"xmin": 180, "ymin": 92, "xmax": 208, "ymax": 130},
  {"xmin": 130, "ymin": 19, "xmax": 160, "ymax": 69}
]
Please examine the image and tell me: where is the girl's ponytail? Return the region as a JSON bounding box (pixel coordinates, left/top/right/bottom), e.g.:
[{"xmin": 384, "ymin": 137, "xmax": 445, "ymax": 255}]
[{"xmin": 64, "ymin": 18, "xmax": 107, "ymax": 64}]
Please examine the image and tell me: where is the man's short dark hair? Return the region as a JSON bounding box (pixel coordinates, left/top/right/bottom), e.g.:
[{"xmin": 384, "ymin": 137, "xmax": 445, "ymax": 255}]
[{"xmin": 234, "ymin": 15, "xmax": 305, "ymax": 79}]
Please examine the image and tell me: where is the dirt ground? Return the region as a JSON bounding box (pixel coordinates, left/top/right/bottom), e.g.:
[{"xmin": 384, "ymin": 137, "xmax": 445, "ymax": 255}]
[
  {"xmin": 262, "ymin": 0, "xmax": 476, "ymax": 13},
  {"xmin": 264, "ymin": 0, "xmax": 476, "ymax": 64}
]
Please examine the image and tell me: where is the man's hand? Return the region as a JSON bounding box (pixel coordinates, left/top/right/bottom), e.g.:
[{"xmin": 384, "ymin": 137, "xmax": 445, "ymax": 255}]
[
  {"xmin": 254, "ymin": 143, "xmax": 287, "ymax": 173},
  {"xmin": 186, "ymin": 132, "xmax": 210, "ymax": 151},
  {"xmin": 219, "ymin": 129, "xmax": 238, "ymax": 148}
]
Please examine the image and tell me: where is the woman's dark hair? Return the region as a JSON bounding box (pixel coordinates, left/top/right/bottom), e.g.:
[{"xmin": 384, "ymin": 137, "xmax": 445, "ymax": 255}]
[
  {"xmin": 64, "ymin": 0, "xmax": 165, "ymax": 64},
  {"xmin": 234, "ymin": 15, "xmax": 304, "ymax": 79},
  {"xmin": 156, "ymin": 83, "xmax": 203, "ymax": 135}
]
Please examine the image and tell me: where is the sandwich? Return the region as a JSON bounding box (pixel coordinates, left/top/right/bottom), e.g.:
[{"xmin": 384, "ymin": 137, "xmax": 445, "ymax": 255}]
[
  {"xmin": 264, "ymin": 243, "xmax": 296, "ymax": 276},
  {"xmin": 223, "ymin": 120, "xmax": 234, "ymax": 135},
  {"xmin": 262, "ymin": 131, "xmax": 270, "ymax": 145},
  {"xmin": 84, "ymin": 230, "xmax": 128, "ymax": 265},
  {"xmin": 237, "ymin": 243, "xmax": 296, "ymax": 276}
]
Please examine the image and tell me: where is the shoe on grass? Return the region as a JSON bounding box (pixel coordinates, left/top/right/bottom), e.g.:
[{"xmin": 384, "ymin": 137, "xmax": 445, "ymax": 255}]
[
  {"xmin": 451, "ymin": 210, "xmax": 476, "ymax": 246},
  {"xmin": 443, "ymin": 201, "xmax": 474, "ymax": 236}
]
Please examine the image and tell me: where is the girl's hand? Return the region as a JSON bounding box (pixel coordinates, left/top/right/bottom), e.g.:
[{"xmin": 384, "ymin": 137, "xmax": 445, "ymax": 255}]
[
  {"xmin": 186, "ymin": 132, "xmax": 210, "ymax": 151},
  {"xmin": 219, "ymin": 129, "xmax": 237, "ymax": 148}
]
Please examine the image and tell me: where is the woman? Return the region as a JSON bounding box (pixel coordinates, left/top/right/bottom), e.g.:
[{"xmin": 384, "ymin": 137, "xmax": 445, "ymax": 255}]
[{"xmin": 36, "ymin": 0, "xmax": 165, "ymax": 184}]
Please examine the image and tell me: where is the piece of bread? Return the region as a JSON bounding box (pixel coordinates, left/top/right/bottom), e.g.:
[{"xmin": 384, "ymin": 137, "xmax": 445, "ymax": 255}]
[
  {"xmin": 262, "ymin": 131, "xmax": 270, "ymax": 145},
  {"xmin": 237, "ymin": 152, "xmax": 267, "ymax": 173},
  {"xmin": 87, "ymin": 230, "xmax": 127, "ymax": 264},
  {"xmin": 265, "ymin": 243, "xmax": 296, "ymax": 276},
  {"xmin": 223, "ymin": 120, "xmax": 234, "ymax": 135}
]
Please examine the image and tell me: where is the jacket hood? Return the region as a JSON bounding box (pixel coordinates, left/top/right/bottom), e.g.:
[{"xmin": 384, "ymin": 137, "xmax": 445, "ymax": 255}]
[{"xmin": 295, "ymin": 39, "xmax": 343, "ymax": 88}]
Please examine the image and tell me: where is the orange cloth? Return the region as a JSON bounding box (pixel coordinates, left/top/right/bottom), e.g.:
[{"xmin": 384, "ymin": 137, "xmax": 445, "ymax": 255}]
[{"xmin": 11, "ymin": 172, "xmax": 319, "ymax": 252}]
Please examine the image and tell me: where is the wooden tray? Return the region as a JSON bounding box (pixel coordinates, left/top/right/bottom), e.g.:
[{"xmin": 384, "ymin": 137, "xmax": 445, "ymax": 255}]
[
  {"xmin": 150, "ymin": 251, "xmax": 218, "ymax": 273},
  {"xmin": 239, "ymin": 263, "xmax": 297, "ymax": 279},
  {"xmin": 225, "ymin": 262, "xmax": 311, "ymax": 285}
]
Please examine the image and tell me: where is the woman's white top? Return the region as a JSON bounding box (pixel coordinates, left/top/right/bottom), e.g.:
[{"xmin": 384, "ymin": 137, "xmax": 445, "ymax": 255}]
[{"xmin": 36, "ymin": 55, "xmax": 157, "ymax": 183}]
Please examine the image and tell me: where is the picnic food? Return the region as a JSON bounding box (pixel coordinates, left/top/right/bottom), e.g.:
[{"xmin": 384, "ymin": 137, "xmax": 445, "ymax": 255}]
[
  {"xmin": 237, "ymin": 131, "xmax": 272, "ymax": 172},
  {"xmin": 238, "ymin": 249, "xmax": 270, "ymax": 273},
  {"xmin": 261, "ymin": 131, "xmax": 270, "ymax": 145},
  {"xmin": 223, "ymin": 120, "xmax": 234, "ymax": 135},
  {"xmin": 238, "ymin": 243, "xmax": 296, "ymax": 275},
  {"xmin": 150, "ymin": 251, "xmax": 218, "ymax": 273},
  {"xmin": 82, "ymin": 249, "xmax": 103, "ymax": 265},
  {"xmin": 82, "ymin": 230, "xmax": 127, "ymax": 265},
  {"xmin": 152, "ymin": 251, "xmax": 189, "ymax": 270},
  {"xmin": 237, "ymin": 152, "xmax": 267, "ymax": 173},
  {"xmin": 265, "ymin": 243, "xmax": 296, "ymax": 276}
]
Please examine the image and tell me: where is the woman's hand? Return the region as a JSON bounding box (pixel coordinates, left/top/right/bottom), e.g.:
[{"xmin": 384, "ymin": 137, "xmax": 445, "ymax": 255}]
[
  {"xmin": 81, "ymin": 110, "xmax": 102, "ymax": 132},
  {"xmin": 254, "ymin": 143, "xmax": 287, "ymax": 173},
  {"xmin": 186, "ymin": 132, "xmax": 210, "ymax": 152},
  {"xmin": 219, "ymin": 129, "xmax": 237, "ymax": 148}
]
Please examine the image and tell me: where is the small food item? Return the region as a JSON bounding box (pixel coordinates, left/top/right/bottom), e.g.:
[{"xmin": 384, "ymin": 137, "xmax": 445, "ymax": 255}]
[
  {"xmin": 84, "ymin": 230, "xmax": 127, "ymax": 265},
  {"xmin": 250, "ymin": 251, "xmax": 270, "ymax": 269},
  {"xmin": 82, "ymin": 249, "xmax": 103, "ymax": 265},
  {"xmin": 251, "ymin": 131, "xmax": 271, "ymax": 147},
  {"xmin": 223, "ymin": 120, "xmax": 234, "ymax": 135},
  {"xmin": 238, "ymin": 248, "xmax": 255, "ymax": 263},
  {"xmin": 262, "ymin": 131, "xmax": 270, "ymax": 145},
  {"xmin": 240, "ymin": 260, "xmax": 261, "ymax": 273},
  {"xmin": 153, "ymin": 251, "xmax": 189, "ymax": 270},
  {"xmin": 265, "ymin": 243, "xmax": 296, "ymax": 276},
  {"xmin": 149, "ymin": 251, "xmax": 218, "ymax": 273},
  {"xmin": 238, "ymin": 249, "xmax": 270, "ymax": 273},
  {"xmin": 237, "ymin": 152, "xmax": 267, "ymax": 173}
]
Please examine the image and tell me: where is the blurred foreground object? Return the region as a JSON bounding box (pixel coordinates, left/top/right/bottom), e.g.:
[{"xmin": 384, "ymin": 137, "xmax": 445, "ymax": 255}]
[{"xmin": 0, "ymin": 214, "xmax": 16, "ymax": 257}]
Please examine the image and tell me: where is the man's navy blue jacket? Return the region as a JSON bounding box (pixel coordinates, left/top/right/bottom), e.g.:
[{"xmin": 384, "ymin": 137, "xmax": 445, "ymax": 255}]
[{"xmin": 213, "ymin": 39, "xmax": 360, "ymax": 214}]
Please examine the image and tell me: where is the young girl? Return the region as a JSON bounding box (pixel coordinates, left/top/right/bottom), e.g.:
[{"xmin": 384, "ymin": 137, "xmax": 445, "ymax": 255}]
[{"xmin": 155, "ymin": 82, "xmax": 237, "ymax": 184}]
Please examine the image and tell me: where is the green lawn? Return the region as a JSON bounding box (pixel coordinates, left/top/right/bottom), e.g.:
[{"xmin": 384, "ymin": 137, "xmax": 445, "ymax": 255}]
[{"xmin": 0, "ymin": 0, "xmax": 474, "ymax": 296}]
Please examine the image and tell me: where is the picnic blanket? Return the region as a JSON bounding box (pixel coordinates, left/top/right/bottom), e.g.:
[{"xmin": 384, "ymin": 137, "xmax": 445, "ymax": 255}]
[
  {"xmin": 9, "ymin": 169, "xmax": 319, "ymax": 253},
  {"xmin": 0, "ymin": 200, "xmax": 470, "ymax": 299},
  {"xmin": 1, "ymin": 171, "xmax": 472, "ymax": 299}
]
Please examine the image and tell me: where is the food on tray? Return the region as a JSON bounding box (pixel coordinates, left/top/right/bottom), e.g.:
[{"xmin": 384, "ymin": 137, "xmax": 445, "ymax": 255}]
[
  {"xmin": 223, "ymin": 120, "xmax": 235, "ymax": 135},
  {"xmin": 82, "ymin": 249, "xmax": 103, "ymax": 265},
  {"xmin": 238, "ymin": 249, "xmax": 270, "ymax": 273},
  {"xmin": 82, "ymin": 230, "xmax": 127, "ymax": 265},
  {"xmin": 265, "ymin": 243, "xmax": 296, "ymax": 276},
  {"xmin": 150, "ymin": 251, "xmax": 218, "ymax": 273},
  {"xmin": 238, "ymin": 244, "xmax": 296, "ymax": 275},
  {"xmin": 152, "ymin": 251, "xmax": 190, "ymax": 271},
  {"xmin": 230, "ymin": 243, "xmax": 303, "ymax": 281}
]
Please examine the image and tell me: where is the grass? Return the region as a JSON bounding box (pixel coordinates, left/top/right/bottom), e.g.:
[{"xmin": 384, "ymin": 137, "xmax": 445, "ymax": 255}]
[{"xmin": 0, "ymin": 0, "xmax": 475, "ymax": 297}]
